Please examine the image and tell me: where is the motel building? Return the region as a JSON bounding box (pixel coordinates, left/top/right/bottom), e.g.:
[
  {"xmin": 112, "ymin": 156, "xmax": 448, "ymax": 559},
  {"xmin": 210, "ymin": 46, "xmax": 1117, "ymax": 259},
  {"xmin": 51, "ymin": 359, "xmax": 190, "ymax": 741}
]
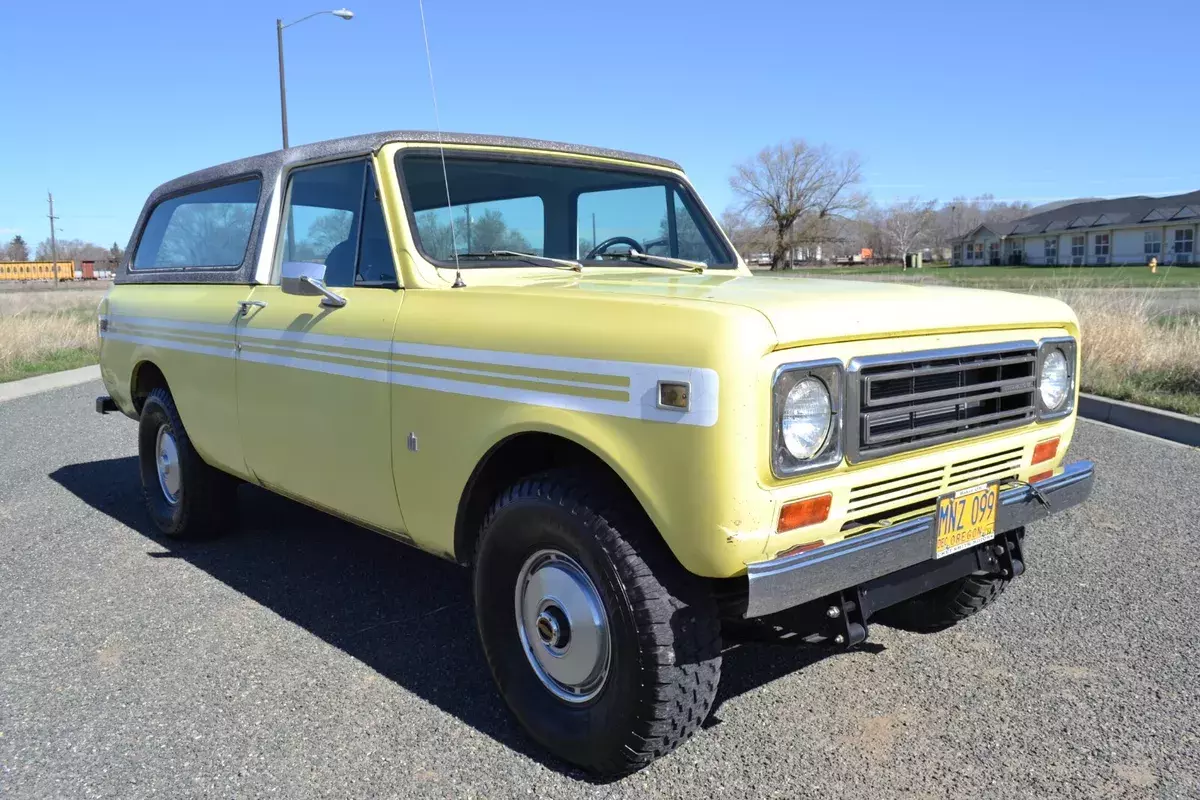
[{"xmin": 951, "ymin": 190, "xmax": 1199, "ymax": 266}]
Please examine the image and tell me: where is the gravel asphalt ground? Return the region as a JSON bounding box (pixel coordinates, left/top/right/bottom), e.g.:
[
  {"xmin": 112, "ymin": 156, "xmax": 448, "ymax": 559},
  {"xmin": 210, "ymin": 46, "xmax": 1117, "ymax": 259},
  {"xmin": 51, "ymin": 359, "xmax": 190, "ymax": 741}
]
[{"xmin": 1, "ymin": 381, "xmax": 1197, "ymax": 799}]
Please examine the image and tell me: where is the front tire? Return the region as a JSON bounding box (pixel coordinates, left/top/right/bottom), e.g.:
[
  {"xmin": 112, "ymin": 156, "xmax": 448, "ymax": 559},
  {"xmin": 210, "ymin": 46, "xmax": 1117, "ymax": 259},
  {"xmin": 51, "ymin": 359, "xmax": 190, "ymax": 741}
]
[
  {"xmin": 138, "ymin": 387, "xmax": 237, "ymax": 539},
  {"xmin": 474, "ymin": 470, "xmax": 722, "ymax": 776}
]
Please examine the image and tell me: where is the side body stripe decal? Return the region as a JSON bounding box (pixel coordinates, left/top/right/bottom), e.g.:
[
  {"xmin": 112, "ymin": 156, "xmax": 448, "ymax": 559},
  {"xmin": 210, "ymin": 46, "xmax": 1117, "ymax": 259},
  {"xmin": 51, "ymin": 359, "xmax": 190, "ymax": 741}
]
[{"xmin": 103, "ymin": 315, "xmax": 718, "ymax": 427}]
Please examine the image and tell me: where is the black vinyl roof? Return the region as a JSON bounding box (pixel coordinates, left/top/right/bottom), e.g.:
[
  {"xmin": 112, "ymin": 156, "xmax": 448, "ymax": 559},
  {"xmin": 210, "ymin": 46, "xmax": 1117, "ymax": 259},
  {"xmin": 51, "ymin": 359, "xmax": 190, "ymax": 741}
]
[{"xmin": 150, "ymin": 130, "xmax": 681, "ymax": 201}]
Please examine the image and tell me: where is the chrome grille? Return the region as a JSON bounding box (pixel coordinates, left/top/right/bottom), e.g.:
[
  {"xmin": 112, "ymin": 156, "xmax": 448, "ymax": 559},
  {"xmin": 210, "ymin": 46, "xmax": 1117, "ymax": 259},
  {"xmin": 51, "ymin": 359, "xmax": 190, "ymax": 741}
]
[
  {"xmin": 847, "ymin": 342, "xmax": 1037, "ymax": 461},
  {"xmin": 843, "ymin": 445, "xmax": 1024, "ymax": 531}
]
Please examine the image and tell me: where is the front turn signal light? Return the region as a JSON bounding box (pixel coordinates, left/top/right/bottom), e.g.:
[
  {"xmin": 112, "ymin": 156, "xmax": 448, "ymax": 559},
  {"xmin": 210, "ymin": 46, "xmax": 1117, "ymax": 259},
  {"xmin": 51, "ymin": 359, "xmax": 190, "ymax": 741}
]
[
  {"xmin": 1032, "ymin": 437, "xmax": 1060, "ymax": 466},
  {"xmin": 778, "ymin": 493, "xmax": 832, "ymax": 533}
]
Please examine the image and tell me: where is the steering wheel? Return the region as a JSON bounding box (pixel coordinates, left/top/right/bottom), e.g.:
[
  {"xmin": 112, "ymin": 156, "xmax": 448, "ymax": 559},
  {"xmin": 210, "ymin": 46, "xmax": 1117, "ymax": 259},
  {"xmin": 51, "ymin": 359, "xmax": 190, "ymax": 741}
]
[{"xmin": 586, "ymin": 236, "xmax": 642, "ymax": 260}]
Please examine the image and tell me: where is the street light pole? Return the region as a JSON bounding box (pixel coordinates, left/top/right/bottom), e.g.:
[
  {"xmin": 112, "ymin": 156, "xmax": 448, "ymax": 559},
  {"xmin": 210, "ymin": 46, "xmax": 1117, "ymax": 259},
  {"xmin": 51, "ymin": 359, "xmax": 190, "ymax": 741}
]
[{"xmin": 275, "ymin": 9, "xmax": 354, "ymax": 150}]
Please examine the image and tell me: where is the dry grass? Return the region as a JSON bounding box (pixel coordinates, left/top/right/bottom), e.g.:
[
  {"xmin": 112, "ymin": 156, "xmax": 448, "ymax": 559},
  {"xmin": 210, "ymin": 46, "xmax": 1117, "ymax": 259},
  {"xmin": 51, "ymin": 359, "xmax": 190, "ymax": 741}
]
[
  {"xmin": 0, "ymin": 288, "xmax": 108, "ymax": 316},
  {"xmin": 1056, "ymin": 289, "xmax": 1200, "ymax": 416},
  {"xmin": 0, "ymin": 294, "xmax": 100, "ymax": 383}
]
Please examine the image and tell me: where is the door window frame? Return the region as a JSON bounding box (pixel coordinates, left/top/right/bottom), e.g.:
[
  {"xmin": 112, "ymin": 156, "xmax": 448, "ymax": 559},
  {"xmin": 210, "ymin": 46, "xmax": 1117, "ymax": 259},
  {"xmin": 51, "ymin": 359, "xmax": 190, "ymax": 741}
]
[{"xmin": 272, "ymin": 155, "xmax": 399, "ymax": 288}]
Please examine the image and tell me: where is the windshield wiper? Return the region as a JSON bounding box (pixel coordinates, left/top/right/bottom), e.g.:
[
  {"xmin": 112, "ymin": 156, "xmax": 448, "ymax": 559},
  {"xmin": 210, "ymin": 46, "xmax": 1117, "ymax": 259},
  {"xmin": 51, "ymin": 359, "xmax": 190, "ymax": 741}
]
[
  {"xmin": 465, "ymin": 250, "xmax": 583, "ymax": 272},
  {"xmin": 611, "ymin": 249, "xmax": 706, "ymax": 273}
]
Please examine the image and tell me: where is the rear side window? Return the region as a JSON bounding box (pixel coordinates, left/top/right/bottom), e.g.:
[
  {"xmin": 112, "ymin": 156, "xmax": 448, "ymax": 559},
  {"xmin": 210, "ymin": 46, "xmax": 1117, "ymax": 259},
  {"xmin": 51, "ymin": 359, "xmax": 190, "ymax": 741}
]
[{"xmin": 133, "ymin": 178, "xmax": 261, "ymax": 269}]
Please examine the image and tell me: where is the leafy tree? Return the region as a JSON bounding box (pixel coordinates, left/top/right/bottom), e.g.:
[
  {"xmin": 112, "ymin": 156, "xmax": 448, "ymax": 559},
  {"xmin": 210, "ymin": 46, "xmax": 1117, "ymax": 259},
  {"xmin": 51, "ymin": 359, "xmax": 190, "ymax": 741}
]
[
  {"xmin": 108, "ymin": 241, "xmax": 124, "ymax": 264},
  {"xmin": 466, "ymin": 209, "xmax": 531, "ymax": 253},
  {"xmin": 4, "ymin": 234, "xmax": 30, "ymax": 261},
  {"xmin": 413, "ymin": 208, "xmax": 533, "ymax": 260}
]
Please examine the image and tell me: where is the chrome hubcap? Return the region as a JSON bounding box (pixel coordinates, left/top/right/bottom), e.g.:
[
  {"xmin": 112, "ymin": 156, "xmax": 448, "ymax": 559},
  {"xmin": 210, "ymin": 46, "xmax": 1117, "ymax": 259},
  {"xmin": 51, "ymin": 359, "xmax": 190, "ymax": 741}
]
[
  {"xmin": 515, "ymin": 549, "xmax": 611, "ymax": 703},
  {"xmin": 155, "ymin": 425, "xmax": 181, "ymax": 505}
]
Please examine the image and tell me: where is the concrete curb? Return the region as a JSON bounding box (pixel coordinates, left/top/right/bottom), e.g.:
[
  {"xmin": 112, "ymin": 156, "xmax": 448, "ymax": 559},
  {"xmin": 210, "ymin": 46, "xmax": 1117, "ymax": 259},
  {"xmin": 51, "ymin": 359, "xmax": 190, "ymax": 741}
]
[
  {"xmin": 0, "ymin": 365, "xmax": 101, "ymax": 404},
  {"xmin": 1079, "ymin": 393, "xmax": 1200, "ymax": 447}
]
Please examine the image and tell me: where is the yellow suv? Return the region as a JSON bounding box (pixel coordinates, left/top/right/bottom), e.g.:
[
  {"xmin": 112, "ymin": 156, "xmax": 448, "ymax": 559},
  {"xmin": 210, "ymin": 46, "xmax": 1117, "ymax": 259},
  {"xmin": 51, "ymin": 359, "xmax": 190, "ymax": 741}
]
[{"xmin": 96, "ymin": 131, "xmax": 1094, "ymax": 775}]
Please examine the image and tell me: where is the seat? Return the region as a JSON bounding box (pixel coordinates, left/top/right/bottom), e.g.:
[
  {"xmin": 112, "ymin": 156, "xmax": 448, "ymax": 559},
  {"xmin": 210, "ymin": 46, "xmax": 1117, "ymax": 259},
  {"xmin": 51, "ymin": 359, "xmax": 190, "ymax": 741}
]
[{"xmin": 323, "ymin": 239, "xmax": 356, "ymax": 287}]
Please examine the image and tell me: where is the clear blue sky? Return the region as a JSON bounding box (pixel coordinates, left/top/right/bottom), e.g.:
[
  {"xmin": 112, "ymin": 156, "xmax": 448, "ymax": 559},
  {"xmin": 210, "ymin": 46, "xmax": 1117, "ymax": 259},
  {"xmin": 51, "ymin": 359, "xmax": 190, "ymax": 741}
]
[{"xmin": 3, "ymin": 0, "xmax": 1198, "ymax": 249}]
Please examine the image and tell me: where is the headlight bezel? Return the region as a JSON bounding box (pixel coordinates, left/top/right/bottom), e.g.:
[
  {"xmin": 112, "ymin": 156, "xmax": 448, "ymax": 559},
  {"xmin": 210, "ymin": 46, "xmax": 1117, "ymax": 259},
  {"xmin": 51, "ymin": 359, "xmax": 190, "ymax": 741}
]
[
  {"xmin": 772, "ymin": 359, "xmax": 844, "ymax": 478},
  {"xmin": 1036, "ymin": 336, "xmax": 1077, "ymax": 421}
]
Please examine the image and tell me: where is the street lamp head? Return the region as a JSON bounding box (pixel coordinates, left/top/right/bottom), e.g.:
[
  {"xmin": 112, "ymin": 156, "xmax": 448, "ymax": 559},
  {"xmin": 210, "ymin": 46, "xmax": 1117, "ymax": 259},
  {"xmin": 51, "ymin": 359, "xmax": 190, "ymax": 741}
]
[{"xmin": 332, "ymin": 8, "xmax": 353, "ymax": 19}]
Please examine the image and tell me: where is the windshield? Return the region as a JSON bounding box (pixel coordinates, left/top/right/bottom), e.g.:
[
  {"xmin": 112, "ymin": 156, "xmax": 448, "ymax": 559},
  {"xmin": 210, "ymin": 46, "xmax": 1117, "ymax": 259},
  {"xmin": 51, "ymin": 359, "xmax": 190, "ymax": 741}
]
[{"xmin": 399, "ymin": 153, "xmax": 735, "ymax": 268}]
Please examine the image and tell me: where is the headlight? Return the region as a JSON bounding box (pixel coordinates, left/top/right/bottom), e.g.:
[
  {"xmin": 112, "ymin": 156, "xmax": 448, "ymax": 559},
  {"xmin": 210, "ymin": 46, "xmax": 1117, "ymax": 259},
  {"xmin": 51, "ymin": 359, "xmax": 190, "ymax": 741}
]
[
  {"xmin": 1039, "ymin": 350, "xmax": 1069, "ymax": 409},
  {"xmin": 1036, "ymin": 337, "xmax": 1077, "ymax": 420},
  {"xmin": 782, "ymin": 378, "xmax": 831, "ymax": 459},
  {"xmin": 772, "ymin": 360, "xmax": 843, "ymax": 477}
]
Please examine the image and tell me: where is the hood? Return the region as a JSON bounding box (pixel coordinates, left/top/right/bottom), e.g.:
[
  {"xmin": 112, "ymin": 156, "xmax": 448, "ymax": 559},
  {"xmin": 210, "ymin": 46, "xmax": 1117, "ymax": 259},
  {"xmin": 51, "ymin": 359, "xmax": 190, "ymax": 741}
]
[{"xmin": 489, "ymin": 271, "xmax": 1077, "ymax": 349}]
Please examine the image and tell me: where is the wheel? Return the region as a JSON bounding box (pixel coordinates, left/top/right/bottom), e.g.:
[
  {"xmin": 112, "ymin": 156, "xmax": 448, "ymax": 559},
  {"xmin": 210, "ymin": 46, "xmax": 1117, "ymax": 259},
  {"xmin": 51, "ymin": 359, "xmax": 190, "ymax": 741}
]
[
  {"xmin": 473, "ymin": 470, "xmax": 722, "ymax": 776},
  {"xmin": 138, "ymin": 387, "xmax": 237, "ymax": 539},
  {"xmin": 875, "ymin": 572, "xmax": 1010, "ymax": 633}
]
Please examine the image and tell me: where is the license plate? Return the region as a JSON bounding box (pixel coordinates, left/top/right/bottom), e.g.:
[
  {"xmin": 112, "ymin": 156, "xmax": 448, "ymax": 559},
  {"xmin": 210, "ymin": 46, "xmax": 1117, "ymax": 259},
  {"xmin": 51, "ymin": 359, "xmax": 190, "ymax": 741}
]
[{"xmin": 934, "ymin": 483, "xmax": 999, "ymax": 558}]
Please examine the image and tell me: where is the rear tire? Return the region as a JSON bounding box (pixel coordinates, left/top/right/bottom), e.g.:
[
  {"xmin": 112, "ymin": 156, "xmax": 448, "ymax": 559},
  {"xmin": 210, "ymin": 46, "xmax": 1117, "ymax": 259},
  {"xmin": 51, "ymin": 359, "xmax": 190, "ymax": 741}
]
[
  {"xmin": 138, "ymin": 387, "xmax": 237, "ymax": 539},
  {"xmin": 876, "ymin": 572, "xmax": 1010, "ymax": 633},
  {"xmin": 473, "ymin": 470, "xmax": 722, "ymax": 776}
]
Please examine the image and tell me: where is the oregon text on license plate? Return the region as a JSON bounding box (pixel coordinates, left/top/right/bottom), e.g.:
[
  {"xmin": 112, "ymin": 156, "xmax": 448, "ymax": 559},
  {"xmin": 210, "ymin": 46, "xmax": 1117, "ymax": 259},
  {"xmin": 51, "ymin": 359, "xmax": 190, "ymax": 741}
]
[{"xmin": 934, "ymin": 483, "xmax": 999, "ymax": 558}]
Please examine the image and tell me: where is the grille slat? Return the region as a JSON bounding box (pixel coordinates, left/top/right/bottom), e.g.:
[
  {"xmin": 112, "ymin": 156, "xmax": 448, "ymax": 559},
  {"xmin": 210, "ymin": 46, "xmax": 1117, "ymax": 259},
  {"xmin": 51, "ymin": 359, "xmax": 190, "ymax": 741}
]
[
  {"xmin": 864, "ymin": 375, "xmax": 1037, "ymax": 409},
  {"xmin": 851, "ymin": 343, "xmax": 1038, "ymax": 460},
  {"xmin": 864, "ymin": 354, "xmax": 1036, "ymax": 385},
  {"xmin": 843, "ymin": 446, "xmax": 1024, "ymax": 529}
]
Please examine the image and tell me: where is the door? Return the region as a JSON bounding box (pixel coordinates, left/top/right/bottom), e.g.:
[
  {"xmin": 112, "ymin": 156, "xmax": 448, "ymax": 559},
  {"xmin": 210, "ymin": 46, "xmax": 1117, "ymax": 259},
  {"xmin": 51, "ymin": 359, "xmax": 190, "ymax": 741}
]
[{"xmin": 235, "ymin": 157, "xmax": 406, "ymax": 533}]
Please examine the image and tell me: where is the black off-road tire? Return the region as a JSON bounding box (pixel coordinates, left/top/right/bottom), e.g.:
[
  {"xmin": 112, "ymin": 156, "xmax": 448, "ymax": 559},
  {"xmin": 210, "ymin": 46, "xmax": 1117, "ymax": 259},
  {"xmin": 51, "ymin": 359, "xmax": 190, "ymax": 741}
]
[
  {"xmin": 138, "ymin": 387, "xmax": 237, "ymax": 539},
  {"xmin": 473, "ymin": 470, "xmax": 722, "ymax": 776},
  {"xmin": 876, "ymin": 572, "xmax": 1010, "ymax": 633}
]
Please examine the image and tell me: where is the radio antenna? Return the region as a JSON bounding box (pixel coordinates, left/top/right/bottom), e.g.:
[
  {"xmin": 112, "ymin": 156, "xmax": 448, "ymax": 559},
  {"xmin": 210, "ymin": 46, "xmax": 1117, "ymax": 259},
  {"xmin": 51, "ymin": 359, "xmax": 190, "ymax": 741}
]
[{"xmin": 417, "ymin": 0, "xmax": 465, "ymax": 288}]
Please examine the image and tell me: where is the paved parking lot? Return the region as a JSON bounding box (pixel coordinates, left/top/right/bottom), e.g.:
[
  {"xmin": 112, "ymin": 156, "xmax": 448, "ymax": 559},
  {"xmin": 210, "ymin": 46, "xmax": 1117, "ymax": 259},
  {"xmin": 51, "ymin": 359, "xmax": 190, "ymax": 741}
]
[{"xmin": 1, "ymin": 381, "xmax": 1198, "ymax": 798}]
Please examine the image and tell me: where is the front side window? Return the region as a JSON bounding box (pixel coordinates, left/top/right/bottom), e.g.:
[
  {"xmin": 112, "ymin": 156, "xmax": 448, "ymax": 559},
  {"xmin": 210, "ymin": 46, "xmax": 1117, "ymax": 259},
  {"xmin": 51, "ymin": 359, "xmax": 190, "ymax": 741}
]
[
  {"xmin": 1094, "ymin": 233, "xmax": 1110, "ymax": 263},
  {"xmin": 133, "ymin": 178, "xmax": 261, "ymax": 269},
  {"xmin": 1045, "ymin": 237, "xmax": 1058, "ymax": 263},
  {"xmin": 1145, "ymin": 230, "xmax": 1162, "ymax": 255},
  {"xmin": 280, "ymin": 159, "xmax": 397, "ymax": 287},
  {"xmin": 399, "ymin": 153, "xmax": 733, "ymax": 268}
]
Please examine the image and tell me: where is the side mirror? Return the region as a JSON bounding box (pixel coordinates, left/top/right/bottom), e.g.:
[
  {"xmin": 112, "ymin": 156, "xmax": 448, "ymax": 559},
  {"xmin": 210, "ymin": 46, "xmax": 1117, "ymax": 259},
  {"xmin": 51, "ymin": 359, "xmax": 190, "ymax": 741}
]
[{"xmin": 281, "ymin": 261, "xmax": 346, "ymax": 307}]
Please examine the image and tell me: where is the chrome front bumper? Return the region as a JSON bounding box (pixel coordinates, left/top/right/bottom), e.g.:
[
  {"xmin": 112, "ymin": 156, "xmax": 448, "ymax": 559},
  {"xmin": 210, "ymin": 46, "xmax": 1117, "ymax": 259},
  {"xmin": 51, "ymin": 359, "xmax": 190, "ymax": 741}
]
[{"xmin": 744, "ymin": 460, "xmax": 1095, "ymax": 618}]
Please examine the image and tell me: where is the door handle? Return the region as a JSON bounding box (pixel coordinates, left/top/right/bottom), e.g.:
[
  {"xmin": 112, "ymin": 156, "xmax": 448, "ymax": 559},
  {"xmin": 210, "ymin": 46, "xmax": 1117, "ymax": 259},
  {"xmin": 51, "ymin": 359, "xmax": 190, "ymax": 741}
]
[{"xmin": 237, "ymin": 300, "xmax": 267, "ymax": 317}]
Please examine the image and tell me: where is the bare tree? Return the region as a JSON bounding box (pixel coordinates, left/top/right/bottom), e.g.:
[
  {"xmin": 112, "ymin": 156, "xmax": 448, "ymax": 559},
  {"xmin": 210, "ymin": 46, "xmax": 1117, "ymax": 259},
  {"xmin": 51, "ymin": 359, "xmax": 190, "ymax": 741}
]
[
  {"xmin": 718, "ymin": 209, "xmax": 770, "ymax": 262},
  {"xmin": 34, "ymin": 237, "xmax": 109, "ymax": 262},
  {"xmin": 729, "ymin": 139, "xmax": 865, "ymax": 270},
  {"xmin": 883, "ymin": 198, "xmax": 937, "ymax": 267}
]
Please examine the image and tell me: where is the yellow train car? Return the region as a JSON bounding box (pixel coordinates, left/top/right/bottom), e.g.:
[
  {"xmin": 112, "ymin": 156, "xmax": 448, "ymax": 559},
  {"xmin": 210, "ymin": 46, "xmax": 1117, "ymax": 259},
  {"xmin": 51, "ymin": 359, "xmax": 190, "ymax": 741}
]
[{"xmin": 0, "ymin": 261, "xmax": 75, "ymax": 281}]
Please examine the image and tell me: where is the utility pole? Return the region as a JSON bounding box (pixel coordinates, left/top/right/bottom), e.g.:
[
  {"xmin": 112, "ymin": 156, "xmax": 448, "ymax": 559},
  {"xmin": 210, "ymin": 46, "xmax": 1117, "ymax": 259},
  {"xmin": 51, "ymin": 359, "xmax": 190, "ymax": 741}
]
[{"xmin": 47, "ymin": 191, "xmax": 60, "ymax": 288}]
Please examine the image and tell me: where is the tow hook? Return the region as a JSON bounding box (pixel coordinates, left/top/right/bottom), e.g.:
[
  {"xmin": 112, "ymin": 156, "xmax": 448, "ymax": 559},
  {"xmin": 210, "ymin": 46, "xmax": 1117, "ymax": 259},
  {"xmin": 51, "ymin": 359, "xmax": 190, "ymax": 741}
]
[
  {"xmin": 823, "ymin": 589, "xmax": 868, "ymax": 648},
  {"xmin": 988, "ymin": 529, "xmax": 1026, "ymax": 579}
]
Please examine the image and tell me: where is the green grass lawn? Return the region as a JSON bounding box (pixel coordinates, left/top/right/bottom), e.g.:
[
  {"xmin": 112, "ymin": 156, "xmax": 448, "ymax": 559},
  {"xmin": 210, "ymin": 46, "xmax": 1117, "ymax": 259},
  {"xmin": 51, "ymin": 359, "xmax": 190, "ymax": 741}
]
[
  {"xmin": 0, "ymin": 347, "xmax": 97, "ymax": 383},
  {"xmin": 1083, "ymin": 367, "xmax": 1200, "ymax": 417},
  {"xmin": 767, "ymin": 264, "xmax": 1200, "ymax": 288}
]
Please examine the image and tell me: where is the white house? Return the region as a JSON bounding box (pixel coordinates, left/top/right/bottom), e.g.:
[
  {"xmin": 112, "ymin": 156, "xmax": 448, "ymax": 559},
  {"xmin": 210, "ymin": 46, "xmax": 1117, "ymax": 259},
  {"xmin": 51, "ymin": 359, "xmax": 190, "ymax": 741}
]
[{"xmin": 951, "ymin": 190, "xmax": 1200, "ymax": 266}]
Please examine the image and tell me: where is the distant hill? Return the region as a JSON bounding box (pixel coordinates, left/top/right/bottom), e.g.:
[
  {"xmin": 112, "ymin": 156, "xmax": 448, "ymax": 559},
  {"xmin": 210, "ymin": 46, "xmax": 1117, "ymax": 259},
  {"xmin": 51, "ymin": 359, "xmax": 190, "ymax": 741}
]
[{"xmin": 1026, "ymin": 197, "xmax": 1110, "ymax": 215}]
